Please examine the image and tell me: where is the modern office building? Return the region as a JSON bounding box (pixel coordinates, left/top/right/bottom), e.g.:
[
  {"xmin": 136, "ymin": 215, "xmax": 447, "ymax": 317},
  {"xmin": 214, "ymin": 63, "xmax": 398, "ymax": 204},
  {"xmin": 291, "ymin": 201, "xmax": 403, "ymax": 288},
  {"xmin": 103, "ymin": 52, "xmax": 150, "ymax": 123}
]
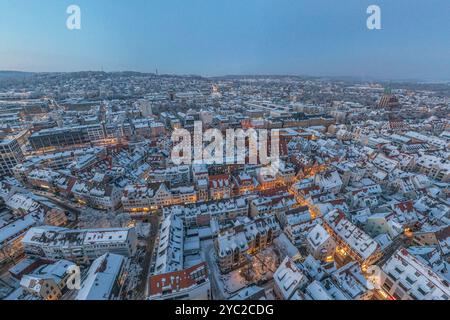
[
  {"xmin": 0, "ymin": 136, "xmax": 24, "ymax": 176},
  {"xmin": 29, "ymin": 125, "xmax": 105, "ymax": 150}
]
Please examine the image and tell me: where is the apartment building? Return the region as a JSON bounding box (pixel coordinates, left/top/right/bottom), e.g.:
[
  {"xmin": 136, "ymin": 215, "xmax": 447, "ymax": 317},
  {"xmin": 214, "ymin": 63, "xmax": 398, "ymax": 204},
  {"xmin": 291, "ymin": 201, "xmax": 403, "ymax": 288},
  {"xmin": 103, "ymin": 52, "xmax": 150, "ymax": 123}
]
[
  {"xmin": 149, "ymin": 262, "xmax": 210, "ymax": 300},
  {"xmin": 306, "ymin": 224, "xmax": 336, "ymax": 262},
  {"xmin": 20, "ymin": 259, "xmax": 76, "ymax": 300},
  {"xmin": 214, "ymin": 215, "xmax": 279, "ymax": 273},
  {"xmin": 76, "ymin": 253, "xmax": 128, "ymax": 300},
  {"xmin": 72, "ymin": 173, "xmax": 122, "ymax": 211},
  {"xmin": 121, "ymin": 183, "xmax": 197, "ymax": 212},
  {"xmin": 380, "ymin": 248, "xmax": 450, "ymax": 300},
  {"xmin": 154, "ymin": 214, "xmax": 184, "ymax": 275},
  {"xmin": 22, "ymin": 226, "xmax": 137, "ymax": 264},
  {"xmin": 0, "ymin": 214, "xmax": 37, "ymax": 266},
  {"xmin": 148, "ymin": 165, "xmax": 191, "ymax": 186},
  {"xmin": 0, "ymin": 136, "xmax": 24, "ymax": 176},
  {"xmin": 29, "ymin": 124, "xmax": 105, "ymax": 150},
  {"xmin": 209, "ymin": 174, "xmax": 231, "ymax": 200},
  {"xmin": 323, "ymin": 210, "xmax": 382, "ymax": 267},
  {"xmin": 164, "ymin": 197, "xmax": 248, "ymax": 228},
  {"xmin": 273, "ymin": 257, "xmax": 308, "ymax": 300},
  {"xmin": 415, "ymin": 155, "xmax": 450, "ymax": 182}
]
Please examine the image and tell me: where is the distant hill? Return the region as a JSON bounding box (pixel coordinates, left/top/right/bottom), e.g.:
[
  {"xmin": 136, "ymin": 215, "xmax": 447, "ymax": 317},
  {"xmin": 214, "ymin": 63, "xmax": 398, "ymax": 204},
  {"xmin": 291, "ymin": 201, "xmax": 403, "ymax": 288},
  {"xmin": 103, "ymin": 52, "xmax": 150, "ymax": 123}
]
[{"xmin": 0, "ymin": 71, "xmax": 34, "ymax": 79}]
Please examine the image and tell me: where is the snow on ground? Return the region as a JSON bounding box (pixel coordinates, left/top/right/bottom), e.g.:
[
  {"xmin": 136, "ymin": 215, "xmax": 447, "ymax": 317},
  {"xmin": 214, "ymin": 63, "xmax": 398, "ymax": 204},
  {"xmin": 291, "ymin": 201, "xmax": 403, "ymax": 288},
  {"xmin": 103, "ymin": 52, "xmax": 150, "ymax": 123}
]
[
  {"xmin": 77, "ymin": 208, "xmax": 131, "ymax": 229},
  {"xmin": 135, "ymin": 222, "xmax": 151, "ymax": 238},
  {"xmin": 221, "ymin": 270, "xmax": 249, "ymax": 295}
]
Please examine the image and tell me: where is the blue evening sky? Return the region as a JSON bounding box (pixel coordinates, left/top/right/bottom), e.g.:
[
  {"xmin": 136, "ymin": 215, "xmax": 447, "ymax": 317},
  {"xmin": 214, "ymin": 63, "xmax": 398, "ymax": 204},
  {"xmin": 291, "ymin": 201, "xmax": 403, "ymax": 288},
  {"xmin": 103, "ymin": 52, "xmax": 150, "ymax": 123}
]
[{"xmin": 0, "ymin": 0, "xmax": 449, "ymax": 80}]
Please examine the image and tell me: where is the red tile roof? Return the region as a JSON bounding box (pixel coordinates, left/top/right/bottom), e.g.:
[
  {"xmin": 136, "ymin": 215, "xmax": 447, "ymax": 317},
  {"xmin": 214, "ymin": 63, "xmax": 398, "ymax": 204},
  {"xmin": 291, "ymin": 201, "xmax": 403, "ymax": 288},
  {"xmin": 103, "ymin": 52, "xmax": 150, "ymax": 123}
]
[{"xmin": 149, "ymin": 262, "xmax": 208, "ymax": 297}]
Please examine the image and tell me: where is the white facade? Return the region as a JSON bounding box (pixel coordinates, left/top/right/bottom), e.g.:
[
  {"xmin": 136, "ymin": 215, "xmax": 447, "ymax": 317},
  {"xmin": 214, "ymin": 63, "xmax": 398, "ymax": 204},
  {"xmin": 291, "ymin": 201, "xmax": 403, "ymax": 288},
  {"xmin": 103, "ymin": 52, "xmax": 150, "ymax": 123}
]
[
  {"xmin": 306, "ymin": 224, "xmax": 335, "ymax": 261},
  {"xmin": 380, "ymin": 248, "xmax": 450, "ymax": 300},
  {"xmin": 22, "ymin": 226, "xmax": 137, "ymax": 264}
]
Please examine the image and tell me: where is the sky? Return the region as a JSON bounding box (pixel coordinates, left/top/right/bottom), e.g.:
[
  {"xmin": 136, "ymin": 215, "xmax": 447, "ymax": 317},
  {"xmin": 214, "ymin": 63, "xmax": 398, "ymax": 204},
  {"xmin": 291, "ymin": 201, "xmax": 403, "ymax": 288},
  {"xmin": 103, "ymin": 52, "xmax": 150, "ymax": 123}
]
[{"xmin": 0, "ymin": 0, "xmax": 449, "ymax": 80}]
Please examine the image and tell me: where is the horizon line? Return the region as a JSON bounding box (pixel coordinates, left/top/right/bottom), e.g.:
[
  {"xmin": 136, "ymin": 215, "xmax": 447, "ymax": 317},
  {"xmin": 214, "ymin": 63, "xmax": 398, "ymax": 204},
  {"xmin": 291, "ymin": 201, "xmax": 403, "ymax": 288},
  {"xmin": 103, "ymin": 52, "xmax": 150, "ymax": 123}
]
[{"xmin": 1, "ymin": 69, "xmax": 449, "ymax": 84}]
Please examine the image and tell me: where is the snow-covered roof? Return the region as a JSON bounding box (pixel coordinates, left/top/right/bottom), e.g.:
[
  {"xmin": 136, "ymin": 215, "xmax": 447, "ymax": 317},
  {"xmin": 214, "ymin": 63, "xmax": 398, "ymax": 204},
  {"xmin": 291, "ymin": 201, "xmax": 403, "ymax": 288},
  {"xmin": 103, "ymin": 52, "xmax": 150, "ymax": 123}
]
[
  {"xmin": 76, "ymin": 253, "xmax": 126, "ymax": 300},
  {"xmin": 324, "ymin": 210, "xmax": 379, "ymax": 261},
  {"xmin": 382, "ymin": 248, "xmax": 450, "ymax": 300},
  {"xmin": 307, "ymin": 224, "xmax": 332, "ymax": 250},
  {"xmin": 273, "ymin": 257, "xmax": 306, "ymax": 300}
]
